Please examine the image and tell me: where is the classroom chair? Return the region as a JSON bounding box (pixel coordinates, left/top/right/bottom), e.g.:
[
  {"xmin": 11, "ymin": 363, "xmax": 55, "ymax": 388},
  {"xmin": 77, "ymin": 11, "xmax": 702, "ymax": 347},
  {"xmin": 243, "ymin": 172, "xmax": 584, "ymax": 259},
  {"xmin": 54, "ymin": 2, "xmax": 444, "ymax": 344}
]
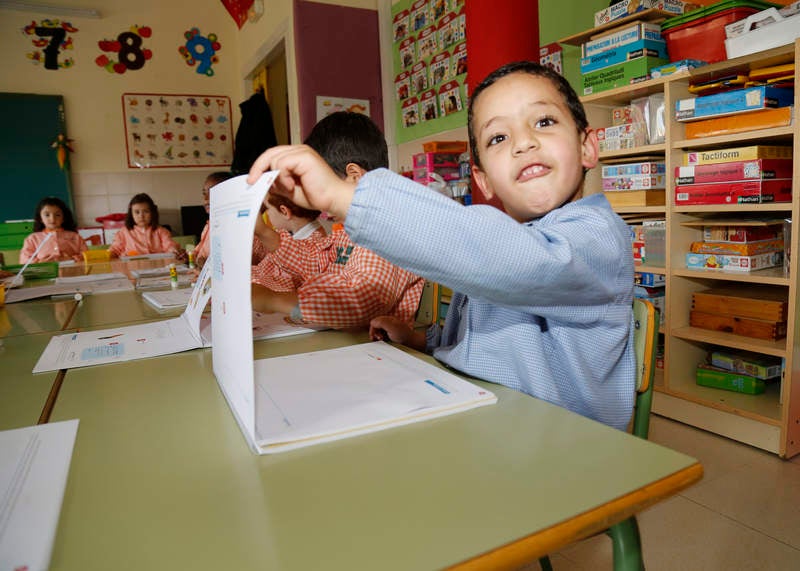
[
  {"xmin": 539, "ymin": 298, "xmax": 659, "ymax": 571},
  {"xmin": 0, "ymin": 249, "xmax": 21, "ymax": 267}
]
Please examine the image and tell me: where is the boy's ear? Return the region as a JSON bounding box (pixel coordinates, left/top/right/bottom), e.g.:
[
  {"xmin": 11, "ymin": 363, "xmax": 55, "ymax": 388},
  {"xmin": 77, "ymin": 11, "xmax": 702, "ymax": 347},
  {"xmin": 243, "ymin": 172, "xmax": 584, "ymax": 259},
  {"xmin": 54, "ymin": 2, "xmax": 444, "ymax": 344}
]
[
  {"xmin": 581, "ymin": 128, "xmax": 599, "ymax": 170},
  {"xmin": 471, "ymin": 165, "xmax": 494, "ymax": 201},
  {"xmin": 279, "ymin": 204, "xmax": 292, "ymax": 218},
  {"xmin": 344, "ymin": 162, "xmax": 366, "ymax": 183}
]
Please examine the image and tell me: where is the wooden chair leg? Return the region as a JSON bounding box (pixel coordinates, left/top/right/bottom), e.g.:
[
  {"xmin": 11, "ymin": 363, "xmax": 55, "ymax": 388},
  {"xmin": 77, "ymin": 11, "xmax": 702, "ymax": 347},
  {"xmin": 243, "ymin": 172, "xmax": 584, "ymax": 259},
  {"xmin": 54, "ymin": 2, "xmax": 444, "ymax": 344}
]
[
  {"xmin": 608, "ymin": 516, "xmax": 644, "ymax": 571},
  {"xmin": 538, "ymin": 555, "xmax": 554, "ymax": 571}
]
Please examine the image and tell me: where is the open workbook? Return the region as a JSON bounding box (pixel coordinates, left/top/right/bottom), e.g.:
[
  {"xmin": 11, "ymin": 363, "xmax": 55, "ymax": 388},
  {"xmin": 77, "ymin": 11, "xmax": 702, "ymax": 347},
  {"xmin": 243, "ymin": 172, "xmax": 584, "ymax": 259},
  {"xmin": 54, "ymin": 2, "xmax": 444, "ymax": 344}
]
[{"xmin": 209, "ymin": 174, "xmax": 497, "ymax": 454}]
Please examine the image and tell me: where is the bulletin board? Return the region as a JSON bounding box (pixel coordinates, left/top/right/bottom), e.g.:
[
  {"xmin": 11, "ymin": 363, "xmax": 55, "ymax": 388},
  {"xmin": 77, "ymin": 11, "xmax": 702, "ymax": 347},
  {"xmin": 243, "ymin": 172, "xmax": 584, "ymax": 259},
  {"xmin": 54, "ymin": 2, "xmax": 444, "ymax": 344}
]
[
  {"xmin": 122, "ymin": 93, "xmax": 234, "ymax": 168},
  {"xmin": 392, "ymin": 0, "xmax": 468, "ymax": 144}
]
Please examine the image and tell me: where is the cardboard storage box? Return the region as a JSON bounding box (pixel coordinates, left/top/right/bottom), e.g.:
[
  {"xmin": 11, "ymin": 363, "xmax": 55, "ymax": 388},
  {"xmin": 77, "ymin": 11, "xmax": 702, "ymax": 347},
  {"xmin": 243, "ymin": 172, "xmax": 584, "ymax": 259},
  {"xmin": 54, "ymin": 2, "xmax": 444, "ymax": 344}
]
[
  {"xmin": 675, "ymin": 86, "xmax": 794, "ymax": 121},
  {"xmin": 696, "ymin": 364, "xmax": 766, "ymax": 394},
  {"xmin": 582, "ymin": 56, "xmax": 668, "ymax": 95},
  {"xmin": 580, "ymin": 39, "xmax": 668, "ymax": 74},
  {"xmin": 583, "ymin": 21, "xmax": 663, "ymax": 57},
  {"xmin": 684, "ymin": 106, "xmax": 793, "ymax": 139},
  {"xmin": 710, "ymin": 349, "xmax": 782, "ymax": 380},
  {"xmin": 594, "ymin": 0, "xmax": 690, "ymax": 27},
  {"xmin": 675, "ymin": 179, "xmax": 792, "ymax": 205},
  {"xmin": 683, "ymin": 145, "xmax": 793, "ymax": 166},
  {"xmin": 675, "ymin": 159, "xmax": 794, "ymax": 185},
  {"xmin": 603, "ymin": 174, "xmax": 667, "ymax": 191},
  {"xmin": 685, "ymin": 251, "xmax": 783, "ymax": 272},
  {"xmin": 604, "ymin": 189, "xmax": 665, "ymax": 208}
]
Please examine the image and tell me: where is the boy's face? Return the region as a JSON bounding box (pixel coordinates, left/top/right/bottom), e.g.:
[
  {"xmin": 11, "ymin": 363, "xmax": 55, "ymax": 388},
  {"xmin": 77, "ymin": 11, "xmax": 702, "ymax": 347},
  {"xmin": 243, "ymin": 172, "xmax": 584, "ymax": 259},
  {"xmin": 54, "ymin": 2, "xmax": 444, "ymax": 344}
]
[
  {"xmin": 202, "ymin": 180, "xmax": 213, "ymax": 213},
  {"xmin": 40, "ymin": 205, "xmax": 64, "ymax": 230},
  {"xmin": 132, "ymin": 203, "xmax": 152, "ymax": 228},
  {"xmin": 470, "ymin": 72, "xmax": 598, "ymax": 223}
]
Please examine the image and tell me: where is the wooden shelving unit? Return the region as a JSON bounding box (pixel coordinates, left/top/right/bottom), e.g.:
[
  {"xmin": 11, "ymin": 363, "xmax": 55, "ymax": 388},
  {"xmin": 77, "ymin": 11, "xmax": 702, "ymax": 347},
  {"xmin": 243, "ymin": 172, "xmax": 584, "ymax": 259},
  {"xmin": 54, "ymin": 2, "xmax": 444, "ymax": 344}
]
[{"xmin": 575, "ymin": 36, "xmax": 800, "ymax": 458}]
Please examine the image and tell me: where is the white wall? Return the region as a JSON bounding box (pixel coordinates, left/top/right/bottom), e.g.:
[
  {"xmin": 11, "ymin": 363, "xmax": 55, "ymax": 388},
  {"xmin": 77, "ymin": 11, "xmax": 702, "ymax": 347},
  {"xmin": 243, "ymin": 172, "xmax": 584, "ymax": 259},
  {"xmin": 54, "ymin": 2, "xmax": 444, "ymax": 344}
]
[{"xmin": 1, "ymin": 1, "xmax": 238, "ymax": 234}]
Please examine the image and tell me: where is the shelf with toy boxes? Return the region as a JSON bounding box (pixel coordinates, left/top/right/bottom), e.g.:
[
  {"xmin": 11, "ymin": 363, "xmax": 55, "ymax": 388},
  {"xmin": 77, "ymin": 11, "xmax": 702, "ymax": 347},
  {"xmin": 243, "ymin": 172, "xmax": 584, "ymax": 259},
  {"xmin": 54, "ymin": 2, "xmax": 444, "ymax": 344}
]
[
  {"xmin": 602, "ymin": 159, "xmax": 667, "ymax": 208},
  {"xmin": 674, "ymin": 144, "xmax": 794, "ymax": 207}
]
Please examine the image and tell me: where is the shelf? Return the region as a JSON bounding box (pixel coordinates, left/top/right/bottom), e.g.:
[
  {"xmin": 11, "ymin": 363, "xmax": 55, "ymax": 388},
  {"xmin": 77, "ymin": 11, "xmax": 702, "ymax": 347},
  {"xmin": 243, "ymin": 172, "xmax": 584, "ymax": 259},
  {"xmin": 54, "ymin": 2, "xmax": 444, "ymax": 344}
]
[
  {"xmin": 673, "ymin": 267, "xmax": 789, "ymax": 286},
  {"xmin": 612, "ymin": 205, "xmax": 666, "ymax": 215},
  {"xmin": 582, "ymin": 75, "xmax": 679, "ymax": 106},
  {"xmin": 661, "ymin": 375, "xmax": 782, "ymax": 425},
  {"xmin": 671, "ymin": 326, "xmax": 786, "ymax": 358},
  {"xmin": 682, "ymin": 43, "xmax": 797, "ymax": 85},
  {"xmin": 636, "ymin": 264, "xmax": 666, "ymax": 275},
  {"xmin": 672, "ymin": 126, "xmax": 794, "ymax": 150},
  {"xmin": 674, "ymin": 203, "xmax": 793, "ymax": 214},
  {"xmin": 599, "ymin": 144, "xmax": 666, "ymax": 161},
  {"xmin": 558, "ymin": 8, "xmax": 677, "ymax": 46}
]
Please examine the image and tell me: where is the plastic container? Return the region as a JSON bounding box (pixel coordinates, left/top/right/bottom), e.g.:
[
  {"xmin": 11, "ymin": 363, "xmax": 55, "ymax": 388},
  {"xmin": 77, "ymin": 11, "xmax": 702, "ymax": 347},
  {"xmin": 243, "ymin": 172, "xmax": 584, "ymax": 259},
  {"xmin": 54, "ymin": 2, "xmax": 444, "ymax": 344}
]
[{"xmin": 660, "ymin": 0, "xmax": 778, "ymax": 64}]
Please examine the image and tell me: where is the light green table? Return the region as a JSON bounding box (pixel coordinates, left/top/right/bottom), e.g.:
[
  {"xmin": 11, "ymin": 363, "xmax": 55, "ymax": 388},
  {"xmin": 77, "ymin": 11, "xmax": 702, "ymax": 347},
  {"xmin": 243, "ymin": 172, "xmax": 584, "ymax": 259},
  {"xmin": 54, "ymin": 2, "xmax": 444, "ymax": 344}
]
[
  {"xmin": 66, "ymin": 289, "xmax": 185, "ymax": 330},
  {"xmin": 0, "ymin": 296, "xmax": 76, "ymax": 337},
  {"xmin": 48, "ymin": 330, "xmax": 702, "ymax": 571},
  {"xmin": 0, "ymin": 331, "xmax": 72, "ymax": 430}
]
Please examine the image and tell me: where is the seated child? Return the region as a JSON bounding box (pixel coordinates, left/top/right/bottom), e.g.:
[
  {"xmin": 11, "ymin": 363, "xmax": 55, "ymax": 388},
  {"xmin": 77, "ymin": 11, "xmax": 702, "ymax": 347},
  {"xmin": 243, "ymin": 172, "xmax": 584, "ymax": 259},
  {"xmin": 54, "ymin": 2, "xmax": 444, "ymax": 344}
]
[
  {"xmin": 109, "ymin": 193, "xmax": 182, "ymax": 258},
  {"xmin": 195, "ymin": 172, "xmax": 234, "ymax": 268},
  {"xmin": 247, "ymin": 63, "xmax": 636, "ymax": 431},
  {"xmin": 251, "ymin": 192, "xmax": 327, "ymax": 292},
  {"xmin": 20, "ymin": 197, "xmax": 87, "ymax": 263},
  {"xmin": 251, "ymin": 111, "xmax": 424, "ymax": 329}
]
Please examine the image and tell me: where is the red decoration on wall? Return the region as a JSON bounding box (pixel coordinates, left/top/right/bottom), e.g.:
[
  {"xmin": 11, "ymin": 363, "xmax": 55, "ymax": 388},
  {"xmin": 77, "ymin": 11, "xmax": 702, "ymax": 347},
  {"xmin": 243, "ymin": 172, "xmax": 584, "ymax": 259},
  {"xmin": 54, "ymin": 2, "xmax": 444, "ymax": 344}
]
[{"xmin": 221, "ymin": 0, "xmax": 254, "ymax": 29}]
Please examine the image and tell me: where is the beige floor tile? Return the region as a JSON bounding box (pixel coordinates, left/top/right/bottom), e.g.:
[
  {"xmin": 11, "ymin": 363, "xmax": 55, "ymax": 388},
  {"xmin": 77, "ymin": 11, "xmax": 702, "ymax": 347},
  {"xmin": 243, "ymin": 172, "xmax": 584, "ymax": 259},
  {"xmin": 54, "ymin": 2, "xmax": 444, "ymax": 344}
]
[
  {"xmin": 557, "ymin": 495, "xmax": 800, "ymax": 571},
  {"xmin": 648, "ymin": 415, "xmax": 776, "ymax": 484},
  {"xmin": 682, "ymin": 460, "xmax": 800, "ymax": 550}
]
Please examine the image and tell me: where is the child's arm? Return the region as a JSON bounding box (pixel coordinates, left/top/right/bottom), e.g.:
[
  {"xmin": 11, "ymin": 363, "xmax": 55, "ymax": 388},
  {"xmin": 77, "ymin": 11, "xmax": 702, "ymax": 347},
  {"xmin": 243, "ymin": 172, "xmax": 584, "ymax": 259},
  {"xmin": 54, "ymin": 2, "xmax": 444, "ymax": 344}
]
[
  {"xmin": 370, "ymin": 316, "xmax": 426, "ymax": 351},
  {"xmin": 19, "ymin": 234, "xmax": 37, "ymax": 263},
  {"xmin": 251, "ymin": 284, "xmax": 299, "ymax": 314},
  {"xmin": 247, "ymin": 145, "xmax": 356, "ymax": 221}
]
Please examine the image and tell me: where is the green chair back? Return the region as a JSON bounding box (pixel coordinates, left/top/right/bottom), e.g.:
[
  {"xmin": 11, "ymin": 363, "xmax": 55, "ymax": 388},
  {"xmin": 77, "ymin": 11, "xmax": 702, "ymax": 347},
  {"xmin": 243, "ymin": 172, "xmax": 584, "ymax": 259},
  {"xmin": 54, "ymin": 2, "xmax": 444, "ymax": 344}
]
[{"xmin": 631, "ymin": 298, "xmax": 659, "ymax": 440}]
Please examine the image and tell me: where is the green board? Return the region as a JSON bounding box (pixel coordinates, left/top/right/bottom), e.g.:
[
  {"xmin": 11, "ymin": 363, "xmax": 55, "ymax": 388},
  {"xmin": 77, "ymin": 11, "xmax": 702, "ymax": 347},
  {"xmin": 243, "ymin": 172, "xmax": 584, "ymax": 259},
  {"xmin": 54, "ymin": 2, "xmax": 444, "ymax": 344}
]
[{"xmin": 1, "ymin": 93, "xmax": 74, "ymax": 222}]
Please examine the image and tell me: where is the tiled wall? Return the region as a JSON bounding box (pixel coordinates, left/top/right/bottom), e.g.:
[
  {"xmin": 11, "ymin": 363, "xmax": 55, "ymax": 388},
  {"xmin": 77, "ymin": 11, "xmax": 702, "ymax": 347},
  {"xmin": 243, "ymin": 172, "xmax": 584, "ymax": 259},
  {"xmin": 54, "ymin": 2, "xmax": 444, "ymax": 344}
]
[{"xmin": 71, "ymin": 169, "xmax": 217, "ymax": 237}]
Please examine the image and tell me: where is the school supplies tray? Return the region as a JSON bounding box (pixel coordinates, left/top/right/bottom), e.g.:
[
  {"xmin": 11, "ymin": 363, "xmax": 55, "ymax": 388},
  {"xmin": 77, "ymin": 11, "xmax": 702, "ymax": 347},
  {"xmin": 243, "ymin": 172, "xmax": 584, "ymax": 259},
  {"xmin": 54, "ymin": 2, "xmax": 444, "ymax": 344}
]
[{"xmin": 1, "ymin": 262, "xmax": 59, "ymax": 279}]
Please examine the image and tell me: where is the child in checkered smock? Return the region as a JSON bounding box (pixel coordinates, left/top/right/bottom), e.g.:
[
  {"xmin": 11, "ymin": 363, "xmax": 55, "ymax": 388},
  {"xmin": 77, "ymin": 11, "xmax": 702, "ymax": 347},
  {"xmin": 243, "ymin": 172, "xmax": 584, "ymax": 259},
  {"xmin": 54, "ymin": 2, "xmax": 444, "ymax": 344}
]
[
  {"xmin": 246, "ymin": 63, "xmax": 636, "ymax": 431},
  {"xmin": 251, "ymin": 112, "xmax": 423, "ymax": 329}
]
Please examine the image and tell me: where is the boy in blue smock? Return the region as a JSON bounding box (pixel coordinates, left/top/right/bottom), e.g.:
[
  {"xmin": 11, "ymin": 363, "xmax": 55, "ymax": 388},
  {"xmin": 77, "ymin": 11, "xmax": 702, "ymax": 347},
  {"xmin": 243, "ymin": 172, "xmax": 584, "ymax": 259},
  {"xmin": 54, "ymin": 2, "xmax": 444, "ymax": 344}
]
[{"xmin": 247, "ymin": 62, "xmax": 636, "ymax": 430}]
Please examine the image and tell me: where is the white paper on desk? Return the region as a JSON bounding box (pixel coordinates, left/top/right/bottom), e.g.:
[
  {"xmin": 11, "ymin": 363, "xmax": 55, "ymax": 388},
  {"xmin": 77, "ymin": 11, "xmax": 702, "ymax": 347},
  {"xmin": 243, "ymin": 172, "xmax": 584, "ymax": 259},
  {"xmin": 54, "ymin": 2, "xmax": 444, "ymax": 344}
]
[
  {"xmin": 32, "ymin": 264, "xmax": 213, "ymax": 373},
  {"xmin": 200, "ymin": 311, "xmax": 323, "ymax": 347},
  {"xmin": 4, "ymin": 276, "xmax": 134, "ymax": 303},
  {"xmin": 0, "ymin": 419, "xmax": 79, "ymax": 571},
  {"xmin": 209, "ymin": 173, "xmax": 496, "ymax": 455},
  {"xmin": 254, "ymin": 341, "xmax": 497, "ymax": 453}
]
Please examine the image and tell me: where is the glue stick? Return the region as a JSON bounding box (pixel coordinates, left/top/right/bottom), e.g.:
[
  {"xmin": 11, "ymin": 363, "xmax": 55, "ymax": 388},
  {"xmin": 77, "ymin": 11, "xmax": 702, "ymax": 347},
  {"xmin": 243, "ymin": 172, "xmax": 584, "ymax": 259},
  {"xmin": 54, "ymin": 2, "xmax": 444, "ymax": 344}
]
[
  {"xmin": 186, "ymin": 244, "xmax": 196, "ymax": 269},
  {"xmin": 169, "ymin": 263, "xmax": 179, "ymax": 289}
]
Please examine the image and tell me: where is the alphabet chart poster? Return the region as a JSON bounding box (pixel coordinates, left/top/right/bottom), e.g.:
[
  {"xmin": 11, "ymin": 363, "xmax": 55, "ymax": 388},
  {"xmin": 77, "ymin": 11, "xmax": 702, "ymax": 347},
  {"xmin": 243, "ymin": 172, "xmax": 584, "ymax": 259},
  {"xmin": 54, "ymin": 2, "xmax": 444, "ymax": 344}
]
[{"xmin": 122, "ymin": 93, "xmax": 233, "ymax": 168}]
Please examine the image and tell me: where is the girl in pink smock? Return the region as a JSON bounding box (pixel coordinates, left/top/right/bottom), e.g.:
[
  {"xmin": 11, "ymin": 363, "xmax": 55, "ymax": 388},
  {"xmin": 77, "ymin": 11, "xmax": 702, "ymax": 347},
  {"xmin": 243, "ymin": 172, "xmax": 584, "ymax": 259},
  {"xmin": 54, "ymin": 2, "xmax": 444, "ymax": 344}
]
[
  {"xmin": 20, "ymin": 197, "xmax": 87, "ymax": 263},
  {"xmin": 109, "ymin": 193, "xmax": 181, "ymax": 258}
]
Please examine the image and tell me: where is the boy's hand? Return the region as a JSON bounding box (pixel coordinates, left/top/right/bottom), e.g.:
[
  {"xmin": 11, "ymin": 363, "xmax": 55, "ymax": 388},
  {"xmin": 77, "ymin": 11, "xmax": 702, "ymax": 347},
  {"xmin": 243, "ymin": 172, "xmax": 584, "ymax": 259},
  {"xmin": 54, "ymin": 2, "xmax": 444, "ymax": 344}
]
[
  {"xmin": 369, "ymin": 316, "xmax": 427, "ymax": 351},
  {"xmin": 247, "ymin": 145, "xmax": 356, "ymax": 221}
]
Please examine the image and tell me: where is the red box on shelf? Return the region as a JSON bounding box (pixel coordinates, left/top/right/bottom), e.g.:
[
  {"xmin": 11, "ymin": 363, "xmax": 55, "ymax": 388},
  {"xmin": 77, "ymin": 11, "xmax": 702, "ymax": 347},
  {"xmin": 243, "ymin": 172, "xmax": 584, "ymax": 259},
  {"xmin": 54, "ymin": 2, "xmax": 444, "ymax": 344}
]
[
  {"xmin": 675, "ymin": 179, "xmax": 793, "ymax": 205},
  {"xmin": 660, "ymin": 2, "xmax": 772, "ymax": 64}
]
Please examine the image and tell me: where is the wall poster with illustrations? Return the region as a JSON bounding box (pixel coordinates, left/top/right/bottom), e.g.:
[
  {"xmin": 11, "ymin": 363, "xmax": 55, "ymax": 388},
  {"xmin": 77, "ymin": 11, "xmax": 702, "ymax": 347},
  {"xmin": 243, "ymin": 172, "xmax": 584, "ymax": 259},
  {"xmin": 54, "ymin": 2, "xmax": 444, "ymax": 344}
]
[
  {"xmin": 392, "ymin": 0, "xmax": 467, "ymax": 144},
  {"xmin": 122, "ymin": 93, "xmax": 233, "ymax": 168}
]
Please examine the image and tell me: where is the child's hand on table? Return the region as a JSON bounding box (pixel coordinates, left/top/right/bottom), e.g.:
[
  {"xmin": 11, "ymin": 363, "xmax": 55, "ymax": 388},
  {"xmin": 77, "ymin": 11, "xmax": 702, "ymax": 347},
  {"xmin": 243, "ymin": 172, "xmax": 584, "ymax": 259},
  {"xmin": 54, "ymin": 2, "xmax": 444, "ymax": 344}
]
[{"xmin": 370, "ymin": 316, "xmax": 427, "ymax": 352}]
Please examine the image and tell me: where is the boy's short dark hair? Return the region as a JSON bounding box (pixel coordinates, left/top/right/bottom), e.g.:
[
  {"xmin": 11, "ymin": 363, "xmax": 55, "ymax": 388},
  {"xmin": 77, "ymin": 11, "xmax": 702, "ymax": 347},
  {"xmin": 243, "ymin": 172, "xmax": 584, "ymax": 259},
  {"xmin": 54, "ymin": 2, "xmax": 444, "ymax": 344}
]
[
  {"xmin": 205, "ymin": 171, "xmax": 234, "ymax": 188},
  {"xmin": 125, "ymin": 192, "xmax": 160, "ymax": 229},
  {"xmin": 304, "ymin": 111, "xmax": 388, "ymax": 176},
  {"xmin": 33, "ymin": 196, "xmax": 77, "ymax": 232},
  {"xmin": 267, "ymin": 191, "xmax": 321, "ymax": 221},
  {"xmin": 467, "ymin": 61, "xmax": 589, "ymax": 169}
]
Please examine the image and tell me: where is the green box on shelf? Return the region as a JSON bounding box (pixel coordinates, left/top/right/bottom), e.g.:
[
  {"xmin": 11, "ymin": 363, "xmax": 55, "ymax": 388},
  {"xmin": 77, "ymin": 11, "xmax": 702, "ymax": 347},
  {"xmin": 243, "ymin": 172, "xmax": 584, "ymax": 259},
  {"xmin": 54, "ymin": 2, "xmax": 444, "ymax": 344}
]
[
  {"xmin": 0, "ymin": 221, "xmax": 34, "ymax": 249},
  {"xmin": 696, "ymin": 364, "xmax": 766, "ymax": 395},
  {"xmin": 582, "ymin": 56, "xmax": 668, "ymax": 96},
  {"xmin": 1, "ymin": 262, "xmax": 59, "ymax": 280}
]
